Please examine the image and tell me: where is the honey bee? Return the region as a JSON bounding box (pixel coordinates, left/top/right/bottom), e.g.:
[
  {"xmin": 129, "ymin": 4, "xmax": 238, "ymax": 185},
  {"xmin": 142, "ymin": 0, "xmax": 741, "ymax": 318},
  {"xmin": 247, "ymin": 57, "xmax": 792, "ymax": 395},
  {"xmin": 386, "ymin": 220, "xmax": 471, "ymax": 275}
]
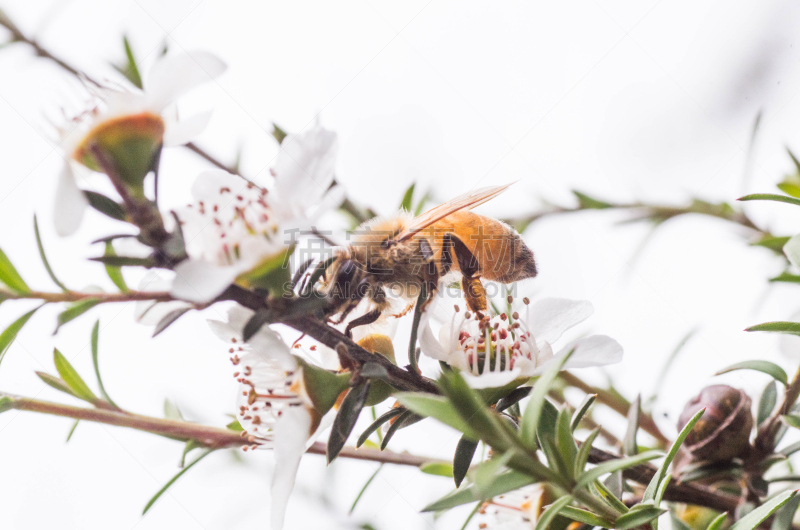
[{"xmin": 323, "ymin": 183, "xmax": 537, "ymax": 335}]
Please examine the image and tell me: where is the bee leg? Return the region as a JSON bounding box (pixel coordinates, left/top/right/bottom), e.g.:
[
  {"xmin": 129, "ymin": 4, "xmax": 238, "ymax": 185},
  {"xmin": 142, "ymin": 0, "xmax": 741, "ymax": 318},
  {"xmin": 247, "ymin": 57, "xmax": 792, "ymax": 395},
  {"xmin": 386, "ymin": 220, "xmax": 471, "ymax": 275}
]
[
  {"xmin": 345, "ymin": 308, "xmax": 382, "ymax": 338},
  {"xmin": 445, "ymin": 234, "xmax": 487, "ymax": 313}
]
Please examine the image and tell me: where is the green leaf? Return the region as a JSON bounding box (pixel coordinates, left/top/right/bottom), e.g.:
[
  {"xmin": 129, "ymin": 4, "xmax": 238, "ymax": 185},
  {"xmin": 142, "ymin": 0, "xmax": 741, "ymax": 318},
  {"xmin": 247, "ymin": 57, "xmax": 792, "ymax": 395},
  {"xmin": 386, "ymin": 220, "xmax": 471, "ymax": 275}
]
[
  {"xmin": 770, "ymin": 272, "xmax": 800, "ymax": 284},
  {"xmin": 36, "ymin": 371, "xmax": 83, "ymax": 398},
  {"xmin": 55, "ymin": 299, "xmax": 100, "ymax": 333},
  {"xmin": 624, "ymin": 395, "xmax": 640, "ymax": 456},
  {"xmin": 785, "ymin": 234, "xmax": 800, "ymax": 269},
  {"xmin": 226, "ymin": 418, "xmax": 244, "ymax": 432},
  {"xmin": 179, "ymin": 439, "xmax": 201, "ymax": 468},
  {"xmin": 89, "ymin": 255, "xmax": 154, "ymax": 268},
  {"xmin": 554, "ymin": 405, "xmax": 578, "ymax": 476},
  {"xmin": 0, "ymin": 247, "xmax": 29, "ymax": 293},
  {"xmin": 754, "ymin": 235, "xmax": 791, "ymax": 252},
  {"xmin": 0, "ymin": 307, "xmax": 39, "ymax": 368},
  {"xmin": 574, "ymin": 428, "xmax": 601, "ymax": 478},
  {"xmin": 614, "ymin": 505, "xmax": 667, "ymax": 530},
  {"xmin": 643, "ymin": 408, "xmax": 705, "ymax": 502},
  {"xmin": 53, "ymin": 348, "xmax": 98, "ymax": 403},
  {"xmin": 272, "ymin": 123, "xmax": 288, "ymax": 144},
  {"xmin": 394, "ymin": 393, "xmax": 479, "ymax": 440},
  {"xmin": 34, "ymin": 215, "xmax": 67, "ymax": 291},
  {"xmin": 328, "ymin": 381, "xmax": 371, "ymax": 462},
  {"xmin": 573, "ymin": 190, "xmax": 613, "ymax": 209},
  {"xmin": 454, "ymin": 436, "xmax": 479, "ymax": 487},
  {"xmin": 350, "ymin": 464, "xmax": 382, "ymax": 514},
  {"xmin": 119, "ymin": 36, "xmax": 142, "ymax": 88},
  {"xmin": 356, "ymin": 408, "xmax": 403, "ymax": 448},
  {"xmin": 535, "ymin": 496, "xmax": 573, "ymax": 530},
  {"xmin": 705, "ymin": 512, "xmax": 727, "ymax": 530},
  {"xmin": 473, "ymin": 450, "xmax": 515, "ymax": 497},
  {"xmin": 729, "ymin": 490, "xmax": 797, "ymax": 530},
  {"xmin": 570, "ymin": 393, "xmax": 595, "ymax": 432},
  {"xmin": 746, "ymin": 322, "xmax": 800, "ymax": 340},
  {"xmin": 400, "ymin": 183, "xmax": 415, "ymax": 211},
  {"xmin": 496, "ymin": 386, "xmax": 532, "ymax": 413},
  {"xmin": 420, "ymin": 462, "xmax": 453, "ymax": 478},
  {"xmin": 771, "ymin": 494, "xmax": 800, "ymax": 530},
  {"xmin": 142, "ymin": 449, "xmax": 213, "ymax": 514},
  {"xmin": 153, "ymin": 307, "xmax": 191, "ymax": 337},
  {"xmin": 90, "ymin": 320, "xmax": 118, "ymax": 408},
  {"xmin": 407, "ymin": 282, "xmax": 426, "ymax": 374},
  {"xmin": 520, "ymin": 349, "xmax": 574, "ymax": 447},
  {"xmin": 759, "ymin": 381, "xmax": 778, "ymax": 426},
  {"xmin": 422, "ymin": 470, "xmax": 535, "ymax": 512},
  {"xmin": 66, "ymin": 420, "xmax": 79, "ymax": 442},
  {"xmin": 558, "ymin": 505, "xmax": 614, "ymax": 528},
  {"xmin": 84, "ymin": 191, "xmax": 126, "ymax": 221},
  {"xmin": 380, "ymin": 410, "xmax": 420, "ymax": 450},
  {"xmin": 739, "ymin": 193, "xmax": 800, "ymax": 207},
  {"xmin": 576, "ymin": 450, "xmax": 662, "ymax": 488},
  {"xmin": 103, "ymin": 241, "xmax": 129, "ymax": 292},
  {"xmin": 716, "ymin": 360, "xmax": 788, "ymax": 385},
  {"xmin": 778, "ymin": 181, "xmax": 800, "ymax": 198}
]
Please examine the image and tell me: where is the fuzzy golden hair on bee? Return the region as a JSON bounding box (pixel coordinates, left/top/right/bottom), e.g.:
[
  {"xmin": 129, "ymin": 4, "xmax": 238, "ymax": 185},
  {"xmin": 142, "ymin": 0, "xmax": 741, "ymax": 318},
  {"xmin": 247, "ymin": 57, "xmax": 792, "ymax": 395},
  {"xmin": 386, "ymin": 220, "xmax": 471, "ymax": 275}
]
[{"xmin": 321, "ymin": 183, "xmax": 537, "ymax": 336}]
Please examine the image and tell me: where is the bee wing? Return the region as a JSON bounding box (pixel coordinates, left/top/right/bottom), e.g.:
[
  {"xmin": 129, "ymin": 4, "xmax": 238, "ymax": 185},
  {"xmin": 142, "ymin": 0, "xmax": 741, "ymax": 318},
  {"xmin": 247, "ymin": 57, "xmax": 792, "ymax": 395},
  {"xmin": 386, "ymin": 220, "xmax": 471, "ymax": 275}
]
[{"xmin": 396, "ymin": 182, "xmax": 515, "ymax": 242}]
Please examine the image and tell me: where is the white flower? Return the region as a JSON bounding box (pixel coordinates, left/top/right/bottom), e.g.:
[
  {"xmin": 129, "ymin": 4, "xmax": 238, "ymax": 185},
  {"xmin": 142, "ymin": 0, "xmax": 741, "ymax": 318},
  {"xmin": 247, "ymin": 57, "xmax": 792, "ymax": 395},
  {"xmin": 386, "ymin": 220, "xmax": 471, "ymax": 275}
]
[
  {"xmin": 269, "ymin": 127, "xmax": 344, "ymax": 230},
  {"xmin": 171, "ymin": 127, "xmax": 341, "ymax": 303},
  {"xmin": 420, "ymin": 297, "xmax": 622, "ymax": 389},
  {"xmin": 54, "ymin": 51, "xmax": 226, "ymax": 236},
  {"xmin": 209, "ymin": 306, "xmax": 318, "ymax": 530},
  {"xmin": 171, "ymin": 169, "xmax": 288, "ymax": 303},
  {"xmin": 479, "ymin": 484, "xmax": 552, "ymax": 529}
]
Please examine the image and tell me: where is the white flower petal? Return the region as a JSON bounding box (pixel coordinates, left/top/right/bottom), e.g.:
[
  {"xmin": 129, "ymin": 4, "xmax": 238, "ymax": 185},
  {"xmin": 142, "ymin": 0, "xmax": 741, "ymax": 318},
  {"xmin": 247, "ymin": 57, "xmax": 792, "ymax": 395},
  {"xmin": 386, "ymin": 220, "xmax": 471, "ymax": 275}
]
[
  {"xmin": 526, "ymin": 298, "xmax": 593, "ymax": 344},
  {"xmin": 534, "ymin": 335, "xmax": 623, "ymax": 375},
  {"xmin": 461, "ymin": 368, "xmax": 522, "ymax": 389},
  {"xmin": 785, "ymin": 234, "xmax": 800, "ymax": 271},
  {"xmin": 270, "ymin": 406, "xmax": 313, "ymax": 530},
  {"xmin": 419, "ymin": 314, "xmax": 449, "ymax": 361},
  {"xmin": 171, "ymin": 259, "xmax": 239, "ymax": 302},
  {"xmin": 163, "ymin": 111, "xmax": 212, "ymax": 146},
  {"xmin": 146, "ymin": 51, "xmax": 227, "ymax": 112},
  {"xmin": 273, "ymin": 127, "xmax": 338, "ymax": 202},
  {"xmin": 54, "ymin": 165, "xmax": 88, "ymax": 236}
]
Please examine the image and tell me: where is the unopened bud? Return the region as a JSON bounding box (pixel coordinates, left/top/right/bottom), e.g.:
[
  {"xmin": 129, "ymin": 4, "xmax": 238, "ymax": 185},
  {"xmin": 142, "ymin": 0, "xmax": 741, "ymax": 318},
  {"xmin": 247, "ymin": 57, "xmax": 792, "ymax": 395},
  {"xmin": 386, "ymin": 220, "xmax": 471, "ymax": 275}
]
[{"xmin": 678, "ymin": 385, "xmax": 753, "ymax": 463}]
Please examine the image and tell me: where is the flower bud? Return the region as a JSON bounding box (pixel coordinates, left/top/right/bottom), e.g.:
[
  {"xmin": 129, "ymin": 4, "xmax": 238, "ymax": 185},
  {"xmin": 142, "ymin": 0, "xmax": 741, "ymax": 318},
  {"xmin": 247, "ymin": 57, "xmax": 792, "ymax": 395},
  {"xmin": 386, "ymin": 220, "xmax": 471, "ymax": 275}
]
[
  {"xmin": 73, "ymin": 112, "xmax": 165, "ymax": 194},
  {"xmin": 678, "ymin": 385, "xmax": 753, "ymax": 462}
]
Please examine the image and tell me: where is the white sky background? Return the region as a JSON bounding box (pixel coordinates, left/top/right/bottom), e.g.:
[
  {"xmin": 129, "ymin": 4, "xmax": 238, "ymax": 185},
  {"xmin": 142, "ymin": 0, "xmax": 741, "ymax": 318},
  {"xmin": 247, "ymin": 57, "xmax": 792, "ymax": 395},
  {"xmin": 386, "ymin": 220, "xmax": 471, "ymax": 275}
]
[{"xmin": 2, "ymin": 0, "xmax": 800, "ymax": 529}]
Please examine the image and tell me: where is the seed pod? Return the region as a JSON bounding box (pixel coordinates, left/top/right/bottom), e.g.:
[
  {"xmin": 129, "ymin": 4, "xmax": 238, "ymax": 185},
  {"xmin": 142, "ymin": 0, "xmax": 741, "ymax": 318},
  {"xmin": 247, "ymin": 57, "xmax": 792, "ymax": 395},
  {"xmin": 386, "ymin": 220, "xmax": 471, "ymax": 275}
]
[{"xmin": 678, "ymin": 385, "xmax": 753, "ymax": 463}]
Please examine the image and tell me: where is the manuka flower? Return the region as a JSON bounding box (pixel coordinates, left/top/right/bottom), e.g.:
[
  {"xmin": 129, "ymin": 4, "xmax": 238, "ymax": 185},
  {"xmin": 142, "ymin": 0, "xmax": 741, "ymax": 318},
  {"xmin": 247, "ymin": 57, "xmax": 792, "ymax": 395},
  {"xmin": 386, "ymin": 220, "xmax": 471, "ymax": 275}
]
[
  {"xmin": 419, "ymin": 296, "xmax": 622, "ymax": 389},
  {"xmin": 208, "ymin": 306, "xmax": 348, "ymax": 530},
  {"xmin": 53, "ymin": 51, "xmax": 226, "ymax": 236},
  {"xmin": 170, "ymin": 127, "xmax": 341, "ymax": 303}
]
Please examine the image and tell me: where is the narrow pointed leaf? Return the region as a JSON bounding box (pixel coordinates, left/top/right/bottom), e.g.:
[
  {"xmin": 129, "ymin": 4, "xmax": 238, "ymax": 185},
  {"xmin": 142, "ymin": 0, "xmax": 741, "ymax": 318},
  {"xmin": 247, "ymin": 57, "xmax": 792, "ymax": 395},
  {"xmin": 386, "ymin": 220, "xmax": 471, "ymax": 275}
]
[
  {"xmin": 615, "ymin": 505, "xmax": 667, "ymax": 530},
  {"xmin": 34, "ymin": 215, "xmax": 67, "ymax": 291},
  {"xmin": 624, "ymin": 395, "xmax": 640, "ymax": 456},
  {"xmin": 771, "ymin": 494, "xmax": 800, "ymax": 530},
  {"xmin": 381, "ymin": 410, "xmax": 420, "ymax": 450},
  {"xmin": 153, "ymin": 307, "xmax": 191, "ymax": 337},
  {"xmin": 422, "ymin": 470, "xmax": 535, "ymax": 512},
  {"xmin": 420, "ymin": 462, "xmax": 453, "ymax": 477},
  {"xmin": 400, "ymin": 183, "xmax": 415, "ymax": 210},
  {"xmin": 729, "ymin": 490, "xmax": 797, "ymax": 530},
  {"xmin": 395, "ymin": 393, "xmax": 479, "ymax": 440},
  {"xmin": 55, "ymin": 299, "xmax": 100, "ymax": 333},
  {"xmin": 142, "ymin": 450, "xmax": 213, "ymax": 514},
  {"xmin": 103, "ymin": 241, "xmax": 128, "ymax": 292},
  {"xmin": 0, "ymin": 248, "xmax": 29, "ymax": 293},
  {"xmin": 90, "ymin": 321, "xmax": 118, "ymax": 408},
  {"xmin": 574, "ymin": 428, "xmax": 601, "ymax": 477},
  {"xmin": 356, "ymin": 407, "xmax": 403, "ymax": 448},
  {"xmin": 521, "ymin": 349, "xmax": 573, "ymax": 447},
  {"xmin": 759, "ymin": 381, "xmax": 778, "ymax": 426},
  {"xmin": 84, "ymin": 191, "xmax": 126, "ymax": 221},
  {"xmin": 576, "ymin": 450, "xmax": 662, "ymax": 488},
  {"xmin": 66, "ymin": 420, "xmax": 79, "ymax": 442},
  {"xmin": 558, "ymin": 505, "xmax": 614, "ymax": 528},
  {"xmin": 328, "ymin": 381, "xmax": 371, "ymax": 462},
  {"xmin": 36, "ymin": 371, "xmax": 83, "ymax": 398},
  {"xmin": 746, "ymin": 323, "xmax": 800, "ymax": 340},
  {"xmin": 53, "ymin": 349, "xmax": 97, "ymax": 403},
  {"xmin": 716, "ymin": 360, "xmax": 788, "ymax": 385},
  {"xmin": 535, "ymin": 496, "xmax": 573, "ymax": 530},
  {"xmin": 706, "ymin": 513, "xmax": 727, "ymax": 530},
  {"xmin": 739, "ymin": 193, "xmax": 800, "ymax": 206},
  {"xmin": 570, "ymin": 393, "xmax": 595, "ymax": 432},
  {"xmin": 349, "ymin": 464, "xmax": 383, "ymax": 514},
  {"xmin": 0, "ymin": 307, "xmax": 39, "ymax": 368},
  {"xmin": 454, "ymin": 436, "xmax": 479, "ymax": 487},
  {"xmin": 643, "ymin": 408, "xmax": 705, "ymax": 502}
]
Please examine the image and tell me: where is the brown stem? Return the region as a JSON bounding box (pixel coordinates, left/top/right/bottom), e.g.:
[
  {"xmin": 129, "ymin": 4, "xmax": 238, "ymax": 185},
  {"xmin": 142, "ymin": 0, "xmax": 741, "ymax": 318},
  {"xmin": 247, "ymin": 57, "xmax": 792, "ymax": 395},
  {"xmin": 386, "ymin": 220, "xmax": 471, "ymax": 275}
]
[
  {"xmin": 560, "ymin": 371, "xmax": 670, "ymax": 447},
  {"xmin": 3, "ymin": 289, "xmax": 174, "ymax": 304},
  {"xmin": 587, "ymin": 446, "xmax": 740, "ymax": 513},
  {"xmin": 3, "ymin": 392, "xmax": 435, "ymax": 467}
]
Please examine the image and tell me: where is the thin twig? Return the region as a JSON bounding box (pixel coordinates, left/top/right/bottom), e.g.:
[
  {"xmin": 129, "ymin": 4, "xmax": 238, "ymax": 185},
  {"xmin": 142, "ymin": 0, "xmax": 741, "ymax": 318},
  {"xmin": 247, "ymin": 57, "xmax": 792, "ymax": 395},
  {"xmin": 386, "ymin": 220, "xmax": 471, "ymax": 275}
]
[
  {"xmin": 1, "ymin": 289, "xmax": 174, "ymax": 304},
  {"xmin": 2, "ymin": 392, "xmax": 435, "ymax": 467}
]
